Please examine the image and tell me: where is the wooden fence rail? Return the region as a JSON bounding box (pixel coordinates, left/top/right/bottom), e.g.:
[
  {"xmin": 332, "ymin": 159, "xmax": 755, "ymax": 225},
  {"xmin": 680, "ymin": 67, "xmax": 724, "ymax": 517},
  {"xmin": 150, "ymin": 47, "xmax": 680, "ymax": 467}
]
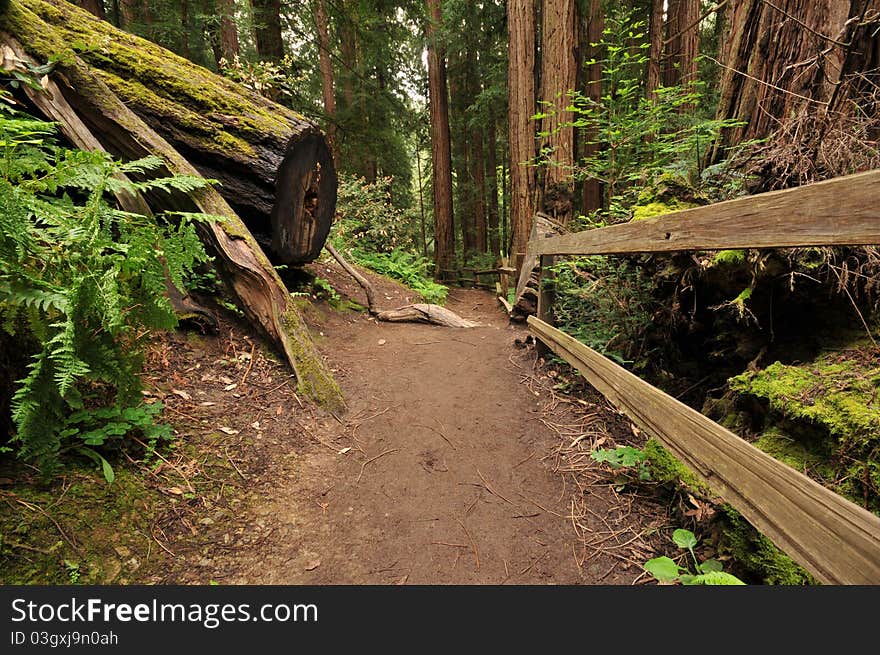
[
  {"xmin": 533, "ymin": 169, "xmax": 880, "ymax": 256},
  {"xmin": 529, "ymin": 317, "xmax": 880, "ymax": 585},
  {"xmin": 521, "ymin": 170, "xmax": 880, "ymax": 584}
]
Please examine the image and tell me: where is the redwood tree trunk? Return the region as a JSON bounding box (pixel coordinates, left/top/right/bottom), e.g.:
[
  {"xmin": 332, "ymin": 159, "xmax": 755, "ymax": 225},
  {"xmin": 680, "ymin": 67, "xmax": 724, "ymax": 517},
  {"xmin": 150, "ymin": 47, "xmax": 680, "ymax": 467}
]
[
  {"xmin": 663, "ymin": 0, "xmax": 700, "ymax": 90},
  {"xmin": 426, "ymin": 0, "xmax": 455, "ymax": 278},
  {"xmin": 579, "ymin": 0, "xmax": 603, "ymax": 214},
  {"xmin": 472, "ymin": 127, "xmax": 488, "ymax": 254},
  {"xmin": 251, "ymin": 0, "xmax": 284, "ymax": 60},
  {"xmin": 485, "ymin": 119, "xmax": 501, "ymax": 257},
  {"xmin": 75, "ymin": 0, "xmax": 105, "ymax": 18},
  {"xmin": 508, "ymin": 0, "xmax": 536, "ymax": 275},
  {"xmin": 314, "ymin": 0, "xmax": 339, "ymax": 169},
  {"xmin": 538, "ymin": 0, "xmax": 577, "ymax": 224},
  {"xmin": 218, "ymin": 0, "xmax": 240, "ymax": 62},
  {"xmin": 646, "ymin": 0, "xmax": 663, "ymax": 97},
  {"xmin": 710, "ymin": 0, "xmax": 879, "ymax": 169}
]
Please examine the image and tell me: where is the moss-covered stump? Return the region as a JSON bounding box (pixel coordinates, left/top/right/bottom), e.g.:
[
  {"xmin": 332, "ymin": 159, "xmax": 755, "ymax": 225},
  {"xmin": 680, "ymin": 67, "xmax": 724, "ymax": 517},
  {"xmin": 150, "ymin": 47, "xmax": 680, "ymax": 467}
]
[
  {"xmin": 729, "ymin": 344, "xmax": 880, "ymax": 514},
  {"xmin": 3, "ymin": 0, "xmax": 336, "ymax": 265}
]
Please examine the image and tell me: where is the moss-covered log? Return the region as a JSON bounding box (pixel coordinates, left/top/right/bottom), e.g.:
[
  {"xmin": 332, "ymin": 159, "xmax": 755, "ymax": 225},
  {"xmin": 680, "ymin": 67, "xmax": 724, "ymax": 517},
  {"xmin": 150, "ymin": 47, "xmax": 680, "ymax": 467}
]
[
  {"xmin": 0, "ymin": 1, "xmax": 345, "ymax": 413},
  {"xmin": 3, "ymin": 0, "xmax": 336, "ymax": 265}
]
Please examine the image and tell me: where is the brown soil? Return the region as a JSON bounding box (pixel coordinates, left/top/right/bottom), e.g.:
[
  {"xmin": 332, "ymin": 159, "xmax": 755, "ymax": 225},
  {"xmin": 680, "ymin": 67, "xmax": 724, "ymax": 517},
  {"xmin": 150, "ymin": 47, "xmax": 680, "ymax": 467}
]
[{"xmin": 126, "ymin": 260, "xmax": 676, "ymax": 585}]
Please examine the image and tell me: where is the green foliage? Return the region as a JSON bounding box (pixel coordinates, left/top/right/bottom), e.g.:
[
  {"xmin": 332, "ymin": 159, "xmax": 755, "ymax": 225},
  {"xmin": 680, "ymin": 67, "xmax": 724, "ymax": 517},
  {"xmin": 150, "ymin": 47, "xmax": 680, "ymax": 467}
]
[
  {"xmin": 333, "ymin": 174, "xmax": 446, "ymax": 304},
  {"xmin": 0, "ymin": 106, "xmax": 213, "ymax": 471},
  {"xmin": 348, "ymin": 249, "xmax": 447, "ymax": 305},
  {"xmin": 547, "ymin": 256, "xmax": 655, "ymax": 366},
  {"xmin": 334, "ymin": 174, "xmax": 422, "ymax": 255},
  {"xmin": 558, "ymin": 6, "xmax": 740, "ymax": 222},
  {"xmin": 644, "ymin": 528, "xmax": 746, "ymax": 585},
  {"xmin": 591, "ymin": 445, "xmax": 651, "ymax": 481}
]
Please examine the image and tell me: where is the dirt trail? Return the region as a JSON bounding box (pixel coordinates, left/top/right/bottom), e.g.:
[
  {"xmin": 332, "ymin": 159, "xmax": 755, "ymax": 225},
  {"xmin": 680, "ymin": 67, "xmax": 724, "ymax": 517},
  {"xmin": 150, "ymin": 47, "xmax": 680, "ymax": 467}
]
[
  {"xmin": 135, "ymin": 264, "xmax": 664, "ymax": 586},
  {"xmin": 212, "ymin": 276, "xmax": 634, "ymax": 584}
]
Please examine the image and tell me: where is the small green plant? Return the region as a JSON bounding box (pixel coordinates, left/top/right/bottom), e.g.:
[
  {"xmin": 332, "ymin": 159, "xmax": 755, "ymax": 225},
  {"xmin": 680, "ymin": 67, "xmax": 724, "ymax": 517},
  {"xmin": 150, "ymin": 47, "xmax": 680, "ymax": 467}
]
[
  {"xmin": 0, "ymin": 99, "xmax": 215, "ymax": 472},
  {"xmin": 644, "ymin": 529, "xmax": 745, "ymax": 585},
  {"xmin": 590, "ymin": 445, "xmax": 652, "ymax": 481},
  {"xmin": 63, "ymin": 560, "xmax": 80, "ymax": 585},
  {"xmin": 60, "ymin": 403, "xmax": 172, "ymax": 483},
  {"xmin": 312, "ymin": 276, "xmax": 341, "ymax": 303}
]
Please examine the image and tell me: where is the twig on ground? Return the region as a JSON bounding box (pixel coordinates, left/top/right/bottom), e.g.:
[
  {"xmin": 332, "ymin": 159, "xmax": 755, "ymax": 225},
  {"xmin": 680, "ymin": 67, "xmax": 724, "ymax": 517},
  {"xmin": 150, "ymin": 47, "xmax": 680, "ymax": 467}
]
[
  {"xmin": 356, "ymin": 448, "xmax": 399, "ymax": 484},
  {"xmin": 456, "ymin": 518, "xmax": 480, "ymax": 568}
]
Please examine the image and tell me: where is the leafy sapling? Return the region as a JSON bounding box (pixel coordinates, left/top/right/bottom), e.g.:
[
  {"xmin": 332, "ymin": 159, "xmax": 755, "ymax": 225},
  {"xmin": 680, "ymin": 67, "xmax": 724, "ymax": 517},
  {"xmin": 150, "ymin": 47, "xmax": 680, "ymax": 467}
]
[{"xmin": 644, "ymin": 529, "xmax": 745, "ymax": 585}]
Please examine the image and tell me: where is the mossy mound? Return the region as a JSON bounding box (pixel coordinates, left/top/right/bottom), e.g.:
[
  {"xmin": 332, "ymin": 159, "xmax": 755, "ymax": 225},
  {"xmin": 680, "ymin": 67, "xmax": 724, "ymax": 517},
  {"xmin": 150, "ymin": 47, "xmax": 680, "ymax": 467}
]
[{"xmin": 729, "ymin": 344, "xmax": 880, "ymax": 513}]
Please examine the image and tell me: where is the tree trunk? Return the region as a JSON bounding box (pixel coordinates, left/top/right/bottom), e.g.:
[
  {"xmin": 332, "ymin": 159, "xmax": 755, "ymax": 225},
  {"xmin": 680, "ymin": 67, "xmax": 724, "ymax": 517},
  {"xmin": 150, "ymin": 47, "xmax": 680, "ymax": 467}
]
[
  {"xmin": 74, "ymin": 0, "xmax": 105, "ymax": 18},
  {"xmin": 472, "ymin": 126, "xmax": 488, "ymax": 254},
  {"xmin": 217, "ymin": 0, "xmax": 239, "ymax": 62},
  {"xmin": 508, "ymin": 0, "xmax": 536, "ymax": 278},
  {"xmin": 314, "ymin": 0, "xmax": 339, "ymax": 169},
  {"xmin": 250, "ymin": 0, "xmax": 284, "ymax": 61},
  {"xmin": 1, "ymin": 1, "xmax": 344, "ymax": 411},
  {"xmin": 663, "ymin": 0, "xmax": 700, "ymax": 89},
  {"xmin": 485, "ymin": 119, "xmax": 501, "ymax": 257},
  {"xmin": 710, "ymin": 0, "xmax": 880, "ymax": 178},
  {"xmin": 579, "ymin": 0, "xmax": 603, "ymax": 214},
  {"xmin": 538, "ymin": 0, "xmax": 577, "ymax": 224},
  {"xmin": 426, "ymin": 0, "xmax": 455, "ymax": 279},
  {"xmin": 646, "ymin": 0, "xmax": 663, "ymax": 97},
  {"xmin": 180, "ymin": 0, "xmax": 190, "ymax": 59}
]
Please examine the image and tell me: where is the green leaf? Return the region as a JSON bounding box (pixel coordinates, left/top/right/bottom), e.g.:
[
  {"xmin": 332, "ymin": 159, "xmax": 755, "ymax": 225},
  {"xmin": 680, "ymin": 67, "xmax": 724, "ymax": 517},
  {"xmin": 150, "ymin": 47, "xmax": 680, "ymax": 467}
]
[
  {"xmin": 644, "ymin": 556, "xmax": 681, "ymax": 582},
  {"xmin": 673, "ymin": 529, "xmax": 698, "ymax": 550},
  {"xmin": 76, "ymin": 447, "xmax": 115, "ymax": 484},
  {"xmin": 684, "ymin": 571, "xmax": 746, "ymax": 586},
  {"xmin": 699, "ymin": 559, "xmax": 724, "ymax": 573}
]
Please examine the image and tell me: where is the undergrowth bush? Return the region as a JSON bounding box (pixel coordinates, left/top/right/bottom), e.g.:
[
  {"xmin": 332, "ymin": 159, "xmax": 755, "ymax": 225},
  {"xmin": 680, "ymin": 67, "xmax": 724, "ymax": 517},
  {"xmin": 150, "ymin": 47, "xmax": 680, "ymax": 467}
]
[
  {"xmin": 0, "ymin": 103, "xmax": 216, "ymax": 473},
  {"xmin": 333, "ymin": 174, "xmax": 445, "ymax": 304}
]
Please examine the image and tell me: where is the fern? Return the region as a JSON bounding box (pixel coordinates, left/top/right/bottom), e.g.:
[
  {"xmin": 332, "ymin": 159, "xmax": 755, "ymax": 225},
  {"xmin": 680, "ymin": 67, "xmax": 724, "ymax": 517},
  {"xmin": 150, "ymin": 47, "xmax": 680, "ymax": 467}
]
[{"xmin": 0, "ymin": 107, "xmax": 216, "ymax": 471}]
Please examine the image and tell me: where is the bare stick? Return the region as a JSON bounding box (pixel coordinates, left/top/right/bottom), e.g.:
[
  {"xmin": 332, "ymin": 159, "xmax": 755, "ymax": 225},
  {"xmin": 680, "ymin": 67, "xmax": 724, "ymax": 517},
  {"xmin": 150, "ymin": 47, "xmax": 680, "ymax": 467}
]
[
  {"xmin": 416, "ymin": 423, "xmax": 457, "ymax": 450},
  {"xmin": 356, "ymin": 449, "xmax": 400, "ymax": 484},
  {"xmin": 476, "ymin": 468, "xmax": 516, "ymax": 507},
  {"xmin": 456, "ymin": 519, "xmax": 480, "ymax": 568},
  {"xmin": 239, "ymin": 343, "xmax": 257, "ymax": 386},
  {"xmin": 325, "ymin": 242, "xmax": 377, "ymax": 313}
]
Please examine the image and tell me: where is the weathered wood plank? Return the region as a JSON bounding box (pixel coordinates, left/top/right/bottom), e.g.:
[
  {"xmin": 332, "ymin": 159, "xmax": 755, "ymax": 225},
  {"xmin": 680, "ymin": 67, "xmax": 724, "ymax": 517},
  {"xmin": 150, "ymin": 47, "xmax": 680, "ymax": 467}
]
[
  {"xmin": 535, "ymin": 169, "xmax": 880, "ymax": 256},
  {"xmin": 528, "ymin": 316, "xmax": 880, "ymax": 584}
]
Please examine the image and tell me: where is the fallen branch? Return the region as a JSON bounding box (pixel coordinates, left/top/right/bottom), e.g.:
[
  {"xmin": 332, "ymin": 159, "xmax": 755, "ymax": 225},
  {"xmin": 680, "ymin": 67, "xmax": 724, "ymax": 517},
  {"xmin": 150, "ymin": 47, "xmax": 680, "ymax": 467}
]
[{"xmin": 325, "ymin": 244, "xmax": 479, "ymax": 328}]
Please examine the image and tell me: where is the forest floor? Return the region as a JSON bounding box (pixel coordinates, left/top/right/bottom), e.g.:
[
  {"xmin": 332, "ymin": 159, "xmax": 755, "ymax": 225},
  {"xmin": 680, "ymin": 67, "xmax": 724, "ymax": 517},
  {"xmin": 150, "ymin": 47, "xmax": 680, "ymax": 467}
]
[{"xmin": 1, "ymin": 259, "xmax": 680, "ymax": 585}]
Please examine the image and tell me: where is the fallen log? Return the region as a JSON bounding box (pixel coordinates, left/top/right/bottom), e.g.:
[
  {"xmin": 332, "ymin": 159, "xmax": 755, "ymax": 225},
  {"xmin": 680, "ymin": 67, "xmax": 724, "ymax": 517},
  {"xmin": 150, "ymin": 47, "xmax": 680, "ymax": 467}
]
[
  {"xmin": 0, "ymin": 2, "xmax": 345, "ymax": 412},
  {"xmin": 5, "ymin": 0, "xmax": 335, "ymax": 265}
]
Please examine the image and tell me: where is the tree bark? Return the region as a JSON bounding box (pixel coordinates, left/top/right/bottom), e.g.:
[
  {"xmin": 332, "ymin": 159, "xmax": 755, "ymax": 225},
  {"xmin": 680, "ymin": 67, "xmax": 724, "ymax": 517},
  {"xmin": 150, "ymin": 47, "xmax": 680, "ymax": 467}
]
[
  {"xmin": 646, "ymin": 0, "xmax": 664, "ymax": 97},
  {"xmin": 426, "ymin": 0, "xmax": 455, "ymax": 279},
  {"xmin": 485, "ymin": 119, "xmax": 501, "ymax": 257},
  {"xmin": 508, "ymin": 0, "xmax": 536, "ymax": 278},
  {"xmin": 250, "ymin": 0, "xmax": 284, "ymax": 60},
  {"xmin": 663, "ymin": 0, "xmax": 700, "ymax": 90},
  {"xmin": 472, "ymin": 126, "xmax": 488, "ymax": 254},
  {"xmin": 538, "ymin": 0, "xmax": 577, "ymax": 224},
  {"xmin": 1, "ymin": 1, "xmax": 344, "ymax": 411},
  {"xmin": 579, "ymin": 0, "xmax": 603, "ymax": 214},
  {"xmin": 314, "ymin": 0, "xmax": 339, "ymax": 169},
  {"xmin": 74, "ymin": 0, "xmax": 104, "ymax": 18},
  {"xmin": 217, "ymin": 0, "xmax": 240, "ymax": 62},
  {"xmin": 710, "ymin": 0, "xmax": 880, "ymax": 170}
]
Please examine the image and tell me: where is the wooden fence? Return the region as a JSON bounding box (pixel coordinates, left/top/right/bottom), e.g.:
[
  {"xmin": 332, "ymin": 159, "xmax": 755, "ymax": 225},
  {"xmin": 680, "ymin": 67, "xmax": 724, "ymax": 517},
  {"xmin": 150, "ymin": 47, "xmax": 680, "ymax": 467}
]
[{"xmin": 521, "ymin": 169, "xmax": 880, "ymax": 585}]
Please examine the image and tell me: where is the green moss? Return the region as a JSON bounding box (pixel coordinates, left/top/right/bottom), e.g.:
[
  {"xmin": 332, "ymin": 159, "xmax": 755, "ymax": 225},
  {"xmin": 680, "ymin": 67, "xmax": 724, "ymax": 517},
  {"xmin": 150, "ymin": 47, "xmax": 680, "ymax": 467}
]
[
  {"xmin": 0, "ymin": 465, "xmax": 158, "ymax": 584},
  {"xmin": 711, "ymin": 249, "xmax": 746, "ymax": 266},
  {"xmin": 729, "ymin": 353, "xmax": 880, "ymax": 448},
  {"xmin": 754, "ymin": 428, "xmax": 834, "ymax": 477},
  {"xmin": 4, "ymin": 0, "xmax": 306, "ymax": 161},
  {"xmin": 280, "ymin": 306, "xmax": 345, "ymax": 414},
  {"xmin": 718, "ymin": 506, "xmax": 816, "ymax": 585},
  {"xmin": 643, "ymin": 438, "xmax": 711, "ymax": 494},
  {"xmin": 630, "ymin": 197, "xmax": 699, "ymax": 222}
]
